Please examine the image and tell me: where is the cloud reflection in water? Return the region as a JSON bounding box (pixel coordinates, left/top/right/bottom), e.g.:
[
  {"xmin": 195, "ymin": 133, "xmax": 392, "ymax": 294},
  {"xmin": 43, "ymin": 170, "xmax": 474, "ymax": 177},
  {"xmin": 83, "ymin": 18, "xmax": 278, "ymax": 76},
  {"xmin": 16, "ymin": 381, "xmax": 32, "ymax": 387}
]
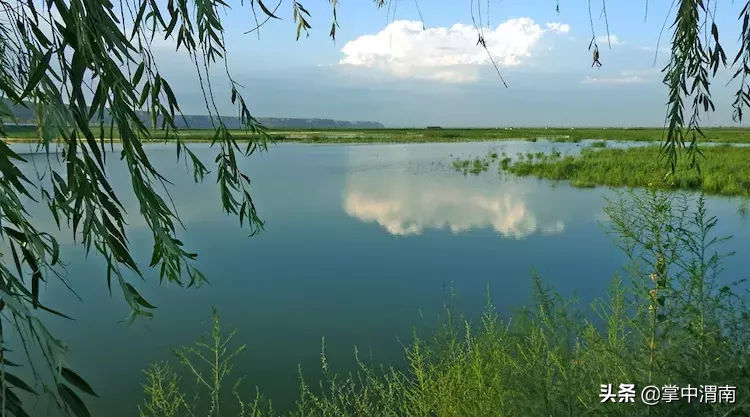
[{"xmin": 342, "ymin": 149, "xmax": 564, "ymax": 239}]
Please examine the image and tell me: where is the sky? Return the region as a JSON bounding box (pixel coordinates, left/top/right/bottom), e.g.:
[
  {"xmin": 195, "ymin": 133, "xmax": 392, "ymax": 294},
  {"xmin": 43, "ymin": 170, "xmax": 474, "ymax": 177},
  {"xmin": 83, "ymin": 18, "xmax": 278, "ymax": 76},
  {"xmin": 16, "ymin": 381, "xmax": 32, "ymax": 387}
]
[{"xmin": 146, "ymin": 0, "xmax": 750, "ymax": 127}]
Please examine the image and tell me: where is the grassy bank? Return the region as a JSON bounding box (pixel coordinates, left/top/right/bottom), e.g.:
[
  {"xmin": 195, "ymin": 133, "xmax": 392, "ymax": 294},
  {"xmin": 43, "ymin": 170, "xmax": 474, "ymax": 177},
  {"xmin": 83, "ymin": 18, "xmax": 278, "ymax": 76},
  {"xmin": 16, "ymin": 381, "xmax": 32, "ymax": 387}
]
[
  {"xmin": 282, "ymin": 127, "xmax": 750, "ymax": 144},
  {"xmin": 138, "ymin": 191, "xmax": 750, "ymax": 417},
  {"xmin": 7, "ymin": 127, "xmax": 750, "ymax": 144},
  {"xmin": 454, "ymin": 145, "xmax": 750, "ymax": 197}
]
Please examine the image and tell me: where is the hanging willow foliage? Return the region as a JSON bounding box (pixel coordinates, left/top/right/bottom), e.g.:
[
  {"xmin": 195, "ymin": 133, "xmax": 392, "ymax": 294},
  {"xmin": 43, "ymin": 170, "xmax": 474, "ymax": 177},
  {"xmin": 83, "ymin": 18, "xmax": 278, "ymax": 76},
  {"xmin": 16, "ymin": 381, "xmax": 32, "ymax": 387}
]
[{"xmin": 0, "ymin": 0, "xmax": 747, "ymax": 416}]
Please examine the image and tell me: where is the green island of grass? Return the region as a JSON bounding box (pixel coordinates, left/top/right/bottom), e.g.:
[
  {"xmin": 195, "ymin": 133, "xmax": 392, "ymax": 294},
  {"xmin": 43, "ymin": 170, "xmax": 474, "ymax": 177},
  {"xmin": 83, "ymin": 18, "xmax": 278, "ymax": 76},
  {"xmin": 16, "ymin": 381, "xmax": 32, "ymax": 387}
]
[{"xmin": 454, "ymin": 145, "xmax": 750, "ymax": 197}]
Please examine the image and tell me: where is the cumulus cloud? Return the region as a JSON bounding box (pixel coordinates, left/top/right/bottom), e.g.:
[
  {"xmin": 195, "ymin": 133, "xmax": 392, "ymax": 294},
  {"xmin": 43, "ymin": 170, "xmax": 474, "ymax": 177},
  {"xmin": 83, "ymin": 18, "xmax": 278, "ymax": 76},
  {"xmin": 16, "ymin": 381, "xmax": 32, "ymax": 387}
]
[{"xmin": 339, "ymin": 18, "xmax": 570, "ymax": 83}]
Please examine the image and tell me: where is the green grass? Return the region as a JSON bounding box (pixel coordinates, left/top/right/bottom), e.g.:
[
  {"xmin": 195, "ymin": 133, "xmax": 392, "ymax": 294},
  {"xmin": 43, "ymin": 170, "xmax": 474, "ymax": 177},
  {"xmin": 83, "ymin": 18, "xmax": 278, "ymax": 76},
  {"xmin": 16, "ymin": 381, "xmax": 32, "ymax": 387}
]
[
  {"xmin": 590, "ymin": 140, "xmax": 608, "ymax": 148},
  {"xmin": 451, "ymin": 150, "xmax": 498, "ymax": 174},
  {"xmin": 7, "ymin": 126, "xmax": 750, "ymax": 144},
  {"xmin": 498, "ymin": 145, "xmax": 750, "ymax": 196},
  {"xmin": 138, "ymin": 190, "xmax": 750, "ymax": 417},
  {"xmin": 450, "ymin": 144, "xmax": 750, "ymax": 197},
  {"xmin": 276, "ymin": 127, "xmax": 750, "ymax": 144}
]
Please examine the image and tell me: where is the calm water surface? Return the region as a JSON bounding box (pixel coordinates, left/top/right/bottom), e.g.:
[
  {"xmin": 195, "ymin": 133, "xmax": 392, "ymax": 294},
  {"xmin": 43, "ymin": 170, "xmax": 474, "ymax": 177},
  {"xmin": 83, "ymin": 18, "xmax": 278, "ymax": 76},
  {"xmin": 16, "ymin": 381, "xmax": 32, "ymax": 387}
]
[{"xmin": 8, "ymin": 141, "xmax": 750, "ymax": 416}]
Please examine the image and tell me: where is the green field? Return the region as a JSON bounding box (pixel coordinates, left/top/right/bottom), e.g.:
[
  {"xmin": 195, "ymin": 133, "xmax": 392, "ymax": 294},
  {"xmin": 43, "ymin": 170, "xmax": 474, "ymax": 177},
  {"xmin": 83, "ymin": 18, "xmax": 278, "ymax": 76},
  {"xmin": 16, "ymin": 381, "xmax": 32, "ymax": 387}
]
[
  {"xmin": 454, "ymin": 144, "xmax": 750, "ymax": 197},
  {"xmin": 7, "ymin": 126, "xmax": 750, "ymax": 144}
]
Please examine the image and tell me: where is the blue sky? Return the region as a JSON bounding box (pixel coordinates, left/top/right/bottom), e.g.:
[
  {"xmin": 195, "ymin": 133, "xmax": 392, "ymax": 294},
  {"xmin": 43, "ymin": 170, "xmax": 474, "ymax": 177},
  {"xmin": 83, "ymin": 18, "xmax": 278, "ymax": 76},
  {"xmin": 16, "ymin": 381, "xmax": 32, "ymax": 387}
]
[{"xmin": 150, "ymin": 0, "xmax": 750, "ymax": 127}]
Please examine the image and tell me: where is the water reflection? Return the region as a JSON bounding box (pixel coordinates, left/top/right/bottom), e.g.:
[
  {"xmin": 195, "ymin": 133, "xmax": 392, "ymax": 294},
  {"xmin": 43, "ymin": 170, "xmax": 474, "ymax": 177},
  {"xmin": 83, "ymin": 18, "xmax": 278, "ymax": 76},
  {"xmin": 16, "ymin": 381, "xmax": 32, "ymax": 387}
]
[
  {"xmin": 342, "ymin": 146, "xmax": 565, "ymax": 238},
  {"xmin": 6, "ymin": 142, "xmax": 750, "ymax": 417}
]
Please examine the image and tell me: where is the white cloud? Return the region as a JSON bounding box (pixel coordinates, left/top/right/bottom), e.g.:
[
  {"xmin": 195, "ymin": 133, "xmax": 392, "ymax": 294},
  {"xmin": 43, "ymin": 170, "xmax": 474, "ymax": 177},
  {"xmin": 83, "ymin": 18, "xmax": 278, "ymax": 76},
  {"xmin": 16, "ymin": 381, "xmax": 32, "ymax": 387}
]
[
  {"xmin": 546, "ymin": 22, "xmax": 570, "ymax": 33},
  {"xmin": 596, "ymin": 34, "xmax": 621, "ymax": 45},
  {"xmin": 339, "ymin": 18, "xmax": 570, "ymax": 83}
]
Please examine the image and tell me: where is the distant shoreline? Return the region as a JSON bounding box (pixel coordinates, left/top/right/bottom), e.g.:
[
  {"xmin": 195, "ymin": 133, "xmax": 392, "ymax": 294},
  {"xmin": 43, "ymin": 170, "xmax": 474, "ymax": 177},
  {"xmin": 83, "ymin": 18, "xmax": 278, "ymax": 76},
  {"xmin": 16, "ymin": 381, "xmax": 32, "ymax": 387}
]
[{"xmin": 5, "ymin": 127, "xmax": 750, "ymax": 144}]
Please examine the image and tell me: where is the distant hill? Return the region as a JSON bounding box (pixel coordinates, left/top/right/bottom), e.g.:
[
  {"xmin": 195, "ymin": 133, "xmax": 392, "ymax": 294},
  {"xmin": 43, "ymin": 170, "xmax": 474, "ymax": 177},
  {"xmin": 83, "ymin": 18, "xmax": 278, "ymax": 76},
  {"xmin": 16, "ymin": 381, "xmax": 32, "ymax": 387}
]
[{"xmin": 1, "ymin": 100, "xmax": 384, "ymax": 130}]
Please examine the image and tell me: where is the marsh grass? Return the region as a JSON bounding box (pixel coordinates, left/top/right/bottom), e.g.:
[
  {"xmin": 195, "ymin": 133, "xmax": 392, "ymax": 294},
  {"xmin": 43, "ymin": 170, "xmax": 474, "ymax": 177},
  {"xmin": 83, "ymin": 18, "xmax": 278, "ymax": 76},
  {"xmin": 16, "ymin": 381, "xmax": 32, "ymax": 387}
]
[
  {"xmin": 485, "ymin": 145, "xmax": 750, "ymax": 196},
  {"xmin": 139, "ymin": 190, "xmax": 750, "ymax": 417},
  {"xmin": 250, "ymin": 127, "xmax": 750, "ymax": 144},
  {"xmin": 590, "ymin": 140, "xmax": 608, "ymax": 148},
  {"xmin": 451, "ymin": 150, "xmax": 498, "ymax": 175}
]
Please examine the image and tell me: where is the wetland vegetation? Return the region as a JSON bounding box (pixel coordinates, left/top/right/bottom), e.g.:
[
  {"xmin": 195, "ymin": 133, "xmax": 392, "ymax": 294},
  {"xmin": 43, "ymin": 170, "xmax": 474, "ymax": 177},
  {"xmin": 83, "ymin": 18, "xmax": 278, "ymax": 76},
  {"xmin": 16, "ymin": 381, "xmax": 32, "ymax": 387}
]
[{"xmin": 453, "ymin": 144, "xmax": 750, "ymax": 197}]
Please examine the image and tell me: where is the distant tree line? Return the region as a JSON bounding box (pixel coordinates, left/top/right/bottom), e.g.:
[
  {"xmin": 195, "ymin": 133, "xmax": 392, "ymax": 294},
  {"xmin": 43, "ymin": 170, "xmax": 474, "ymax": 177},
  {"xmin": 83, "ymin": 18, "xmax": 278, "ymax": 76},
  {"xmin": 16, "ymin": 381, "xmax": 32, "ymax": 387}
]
[{"xmin": 0, "ymin": 99, "xmax": 384, "ymax": 130}]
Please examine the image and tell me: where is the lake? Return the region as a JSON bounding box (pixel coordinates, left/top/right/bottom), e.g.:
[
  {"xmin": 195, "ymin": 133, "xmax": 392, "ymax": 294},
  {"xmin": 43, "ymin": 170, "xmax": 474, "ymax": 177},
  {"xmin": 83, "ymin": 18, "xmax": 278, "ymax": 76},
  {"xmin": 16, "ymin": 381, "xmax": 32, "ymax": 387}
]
[{"xmin": 7, "ymin": 141, "xmax": 750, "ymax": 416}]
